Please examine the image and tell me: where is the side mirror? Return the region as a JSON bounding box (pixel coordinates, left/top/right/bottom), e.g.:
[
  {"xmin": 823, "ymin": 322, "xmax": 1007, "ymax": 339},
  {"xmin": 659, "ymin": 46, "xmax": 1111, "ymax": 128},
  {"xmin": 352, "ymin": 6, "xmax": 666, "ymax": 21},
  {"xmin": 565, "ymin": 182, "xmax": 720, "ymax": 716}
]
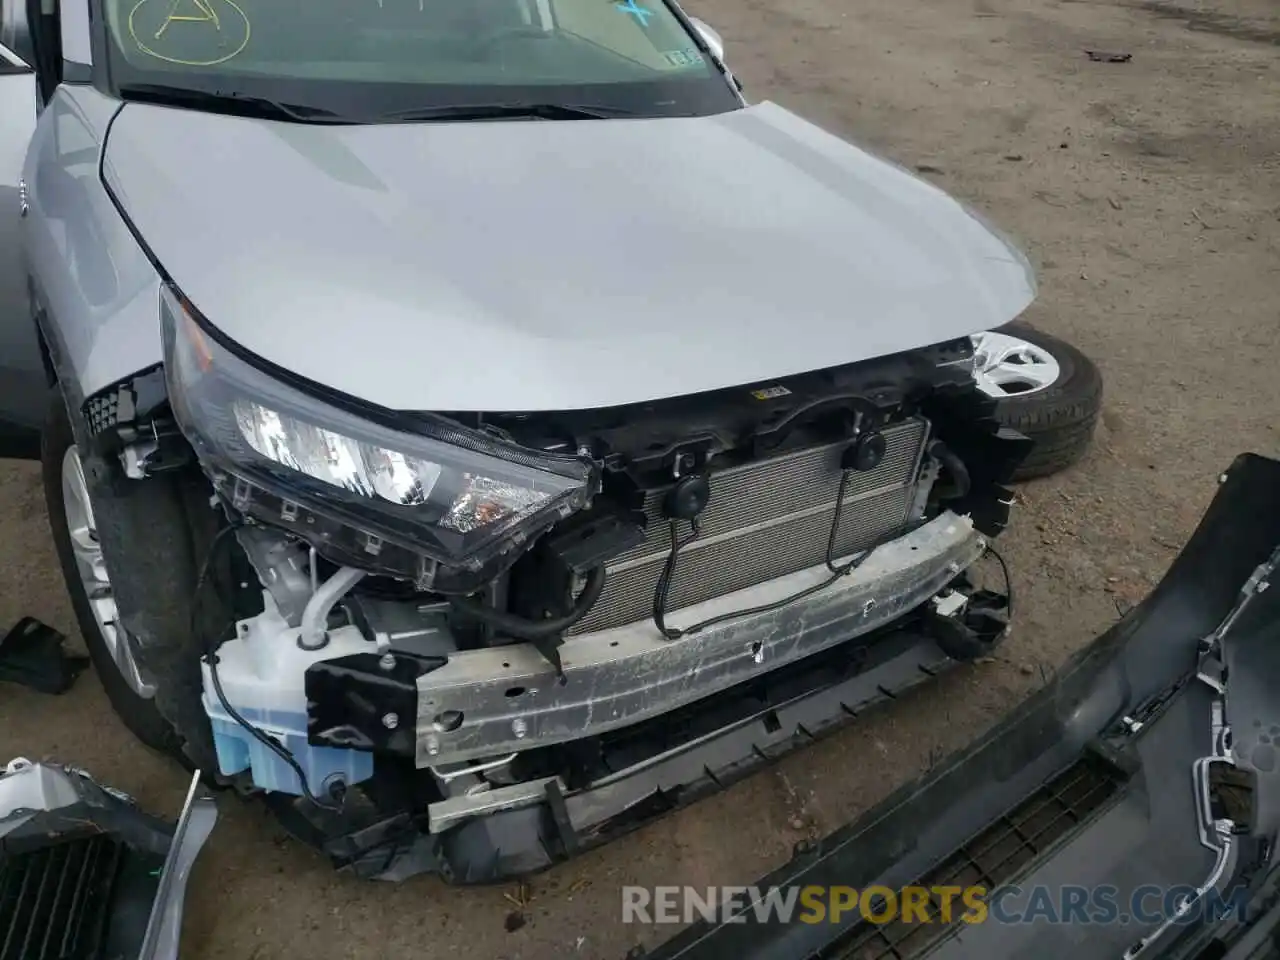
[{"xmin": 687, "ymin": 17, "xmax": 725, "ymax": 63}]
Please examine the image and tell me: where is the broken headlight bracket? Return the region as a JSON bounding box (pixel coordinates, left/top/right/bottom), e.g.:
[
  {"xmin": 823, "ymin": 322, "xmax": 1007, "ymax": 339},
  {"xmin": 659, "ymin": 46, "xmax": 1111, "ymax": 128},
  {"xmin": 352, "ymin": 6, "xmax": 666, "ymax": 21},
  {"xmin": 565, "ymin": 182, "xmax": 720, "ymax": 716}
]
[{"xmin": 82, "ymin": 364, "xmax": 193, "ymax": 479}]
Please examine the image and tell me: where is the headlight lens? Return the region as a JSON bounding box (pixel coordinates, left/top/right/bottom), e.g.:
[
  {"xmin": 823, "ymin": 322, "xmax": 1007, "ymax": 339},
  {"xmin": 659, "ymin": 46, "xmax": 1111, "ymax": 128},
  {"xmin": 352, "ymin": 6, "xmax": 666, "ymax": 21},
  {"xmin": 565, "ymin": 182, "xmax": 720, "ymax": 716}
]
[
  {"xmin": 161, "ymin": 285, "xmax": 596, "ymax": 579},
  {"xmin": 233, "ymin": 399, "xmax": 446, "ymax": 507}
]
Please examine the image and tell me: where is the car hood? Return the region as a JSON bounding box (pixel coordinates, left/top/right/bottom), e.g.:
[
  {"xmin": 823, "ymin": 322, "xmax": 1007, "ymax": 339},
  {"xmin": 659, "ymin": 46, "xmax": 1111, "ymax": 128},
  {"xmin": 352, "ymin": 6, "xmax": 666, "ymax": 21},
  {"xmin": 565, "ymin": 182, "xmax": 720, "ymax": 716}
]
[{"xmin": 103, "ymin": 100, "xmax": 1035, "ymax": 412}]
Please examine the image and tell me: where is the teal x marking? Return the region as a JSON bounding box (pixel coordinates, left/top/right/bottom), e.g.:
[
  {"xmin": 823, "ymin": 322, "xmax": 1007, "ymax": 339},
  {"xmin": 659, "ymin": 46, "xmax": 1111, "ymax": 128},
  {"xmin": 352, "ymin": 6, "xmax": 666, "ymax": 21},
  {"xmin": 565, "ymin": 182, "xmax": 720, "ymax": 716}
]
[{"xmin": 615, "ymin": 0, "xmax": 653, "ymax": 26}]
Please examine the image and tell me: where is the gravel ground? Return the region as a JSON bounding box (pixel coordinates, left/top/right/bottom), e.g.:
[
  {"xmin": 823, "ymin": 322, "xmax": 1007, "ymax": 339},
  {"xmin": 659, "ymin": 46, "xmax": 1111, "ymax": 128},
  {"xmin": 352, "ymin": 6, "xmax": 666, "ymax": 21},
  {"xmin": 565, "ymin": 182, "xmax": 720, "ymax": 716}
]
[{"xmin": 2, "ymin": 0, "xmax": 1278, "ymax": 956}]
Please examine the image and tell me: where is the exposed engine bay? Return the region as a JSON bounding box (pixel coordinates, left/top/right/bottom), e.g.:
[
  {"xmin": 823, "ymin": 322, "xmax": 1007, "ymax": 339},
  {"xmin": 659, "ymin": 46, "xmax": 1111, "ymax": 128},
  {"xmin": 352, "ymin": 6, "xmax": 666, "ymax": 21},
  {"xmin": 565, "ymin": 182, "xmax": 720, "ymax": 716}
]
[
  {"xmin": 88, "ymin": 316, "xmax": 1028, "ymax": 880},
  {"xmin": 5, "ymin": 9, "xmax": 1058, "ymax": 882}
]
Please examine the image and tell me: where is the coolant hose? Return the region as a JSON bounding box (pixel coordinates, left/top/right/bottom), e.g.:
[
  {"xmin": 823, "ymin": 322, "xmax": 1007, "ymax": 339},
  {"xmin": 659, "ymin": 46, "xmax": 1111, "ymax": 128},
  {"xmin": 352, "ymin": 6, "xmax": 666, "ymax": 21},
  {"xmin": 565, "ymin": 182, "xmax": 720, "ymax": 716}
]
[
  {"xmin": 449, "ymin": 567, "xmax": 607, "ymax": 640},
  {"xmin": 929, "ymin": 440, "xmax": 972, "ymax": 501}
]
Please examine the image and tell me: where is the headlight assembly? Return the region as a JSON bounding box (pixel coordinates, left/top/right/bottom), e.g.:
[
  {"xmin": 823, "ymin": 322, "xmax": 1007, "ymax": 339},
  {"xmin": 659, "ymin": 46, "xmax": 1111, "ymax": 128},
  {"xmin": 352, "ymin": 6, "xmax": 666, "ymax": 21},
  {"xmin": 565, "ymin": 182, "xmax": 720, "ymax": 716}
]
[{"xmin": 161, "ymin": 285, "xmax": 597, "ymax": 585}]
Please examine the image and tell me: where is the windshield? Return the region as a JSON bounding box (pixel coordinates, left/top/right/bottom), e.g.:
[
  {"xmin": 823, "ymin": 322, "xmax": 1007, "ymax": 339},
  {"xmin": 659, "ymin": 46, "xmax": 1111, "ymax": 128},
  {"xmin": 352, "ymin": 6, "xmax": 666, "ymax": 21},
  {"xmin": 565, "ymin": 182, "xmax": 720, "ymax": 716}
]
[{"xmin": 97, "ymin": 0, "xmax": 738, "ymax": 119}]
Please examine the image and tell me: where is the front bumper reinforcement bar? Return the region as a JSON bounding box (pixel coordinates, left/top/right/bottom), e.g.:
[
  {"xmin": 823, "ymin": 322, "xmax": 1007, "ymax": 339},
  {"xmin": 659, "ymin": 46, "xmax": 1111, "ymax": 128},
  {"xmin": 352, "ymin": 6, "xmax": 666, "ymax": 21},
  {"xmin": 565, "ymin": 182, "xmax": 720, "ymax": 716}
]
[{"xmin": 416, "ymin": 511, "xmax": 985, "ymax": 765}]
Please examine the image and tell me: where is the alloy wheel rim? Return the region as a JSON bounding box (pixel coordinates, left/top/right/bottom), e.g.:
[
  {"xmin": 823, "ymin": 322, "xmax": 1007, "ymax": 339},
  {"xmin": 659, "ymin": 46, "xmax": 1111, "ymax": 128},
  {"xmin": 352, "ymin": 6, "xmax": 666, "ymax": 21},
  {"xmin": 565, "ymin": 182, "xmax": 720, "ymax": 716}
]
[
  {"xmin": 61, "ymin": 446, "xmax": 156, "ymax": 699},
  {"xmin": 970, "ymin": 331, "xmax": 1062, "ymax": 398}
]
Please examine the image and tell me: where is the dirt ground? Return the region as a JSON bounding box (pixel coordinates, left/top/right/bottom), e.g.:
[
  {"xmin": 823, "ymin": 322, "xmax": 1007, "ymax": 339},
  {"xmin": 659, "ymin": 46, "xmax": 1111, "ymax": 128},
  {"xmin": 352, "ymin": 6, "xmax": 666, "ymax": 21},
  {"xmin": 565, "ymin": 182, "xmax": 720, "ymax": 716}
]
[{"xmin": 2, "ymin": 0, "xmax": 1278, "ymax": 956}]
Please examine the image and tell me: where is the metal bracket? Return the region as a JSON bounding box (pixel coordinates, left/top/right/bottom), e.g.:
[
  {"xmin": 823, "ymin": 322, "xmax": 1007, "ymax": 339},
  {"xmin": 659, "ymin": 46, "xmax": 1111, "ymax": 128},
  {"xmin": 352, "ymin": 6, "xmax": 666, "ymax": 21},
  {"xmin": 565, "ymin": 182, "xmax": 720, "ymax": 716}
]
[
  {"xmin": 427, "ymin": 777, "xmax": 562, "ymax": 834},
  {"xmin": 1124, "ymin": 656, "xmax": 1240, "ymax": 959},
  {"xmin": 1198, "ymin": 545, "xmax": 1280, "ymax": 664}
]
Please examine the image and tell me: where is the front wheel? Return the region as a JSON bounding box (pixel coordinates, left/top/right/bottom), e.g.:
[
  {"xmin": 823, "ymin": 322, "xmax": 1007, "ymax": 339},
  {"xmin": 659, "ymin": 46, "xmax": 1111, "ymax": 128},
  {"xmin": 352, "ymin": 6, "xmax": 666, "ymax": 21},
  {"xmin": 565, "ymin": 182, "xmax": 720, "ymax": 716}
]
[
  {"xmin": 971, "ymin": 322, "xmax": 1104, "ymax": 481},
  {"xmin": 42, "ymin": 392, "xmax": 184, "ymax": 754}
]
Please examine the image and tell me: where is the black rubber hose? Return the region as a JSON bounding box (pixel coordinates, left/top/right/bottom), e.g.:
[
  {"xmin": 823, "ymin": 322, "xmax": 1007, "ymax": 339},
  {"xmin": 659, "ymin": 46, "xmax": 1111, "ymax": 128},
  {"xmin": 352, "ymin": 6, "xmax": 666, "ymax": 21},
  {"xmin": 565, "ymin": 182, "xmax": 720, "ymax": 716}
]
[
  {"xmin": 448, "ymin": 567, "xmax": 607, "ymax": 640},
  {"xmin": 929, "ymin": 440, "xmax": 972, "ymax": 501}
]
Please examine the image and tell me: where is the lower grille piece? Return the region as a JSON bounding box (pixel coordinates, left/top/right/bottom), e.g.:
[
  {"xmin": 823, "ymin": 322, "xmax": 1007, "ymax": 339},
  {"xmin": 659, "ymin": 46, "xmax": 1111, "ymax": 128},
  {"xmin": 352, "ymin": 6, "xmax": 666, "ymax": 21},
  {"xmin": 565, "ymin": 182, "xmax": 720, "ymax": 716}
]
[
  {"xmin": 0, "ymin": 834, "xmax": 124, "ymax": 960},
  {"xmin": 820, "ymin": 755, "xmax": 1124, "ymax": 960},
  {"xmin": 574, "ymin": 418, "xmax": 929, "ymax": 634}
]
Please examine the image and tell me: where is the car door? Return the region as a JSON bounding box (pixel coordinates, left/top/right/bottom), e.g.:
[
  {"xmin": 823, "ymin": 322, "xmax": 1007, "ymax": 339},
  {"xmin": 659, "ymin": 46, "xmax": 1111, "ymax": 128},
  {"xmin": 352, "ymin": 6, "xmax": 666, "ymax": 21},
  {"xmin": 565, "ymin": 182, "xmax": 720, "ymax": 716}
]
[{"xmin": 0, "ymin": 32, "xmax": 43, "ymax": 456}]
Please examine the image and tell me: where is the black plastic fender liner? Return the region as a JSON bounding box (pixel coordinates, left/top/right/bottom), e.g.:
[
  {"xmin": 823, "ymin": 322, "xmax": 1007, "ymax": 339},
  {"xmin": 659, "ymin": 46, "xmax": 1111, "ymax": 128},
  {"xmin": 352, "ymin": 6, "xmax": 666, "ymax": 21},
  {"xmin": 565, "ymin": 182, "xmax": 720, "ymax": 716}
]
[
  {"xmin": 643, "ymin": 453, "xmax": 1280, "ymax": 960},
  {"xmin": 42, "ymin": 388, "xmax": 219, "ymax": 772}
]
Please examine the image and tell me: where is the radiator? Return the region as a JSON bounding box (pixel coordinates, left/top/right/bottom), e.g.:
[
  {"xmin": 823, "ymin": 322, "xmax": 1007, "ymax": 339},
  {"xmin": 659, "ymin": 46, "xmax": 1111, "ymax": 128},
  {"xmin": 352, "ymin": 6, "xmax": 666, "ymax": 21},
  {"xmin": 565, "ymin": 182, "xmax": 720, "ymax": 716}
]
[{"xmin": 573, "ymin": 417, "xmax": 930, "ymax": 634}]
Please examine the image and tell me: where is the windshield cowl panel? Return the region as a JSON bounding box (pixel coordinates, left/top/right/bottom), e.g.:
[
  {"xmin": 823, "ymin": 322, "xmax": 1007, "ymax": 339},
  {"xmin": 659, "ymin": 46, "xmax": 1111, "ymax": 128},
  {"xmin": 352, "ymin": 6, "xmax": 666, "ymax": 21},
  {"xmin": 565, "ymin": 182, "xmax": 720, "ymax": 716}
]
[{"xmin": 99, "ymin": 0, "xmax": 740, "ymax": 120}]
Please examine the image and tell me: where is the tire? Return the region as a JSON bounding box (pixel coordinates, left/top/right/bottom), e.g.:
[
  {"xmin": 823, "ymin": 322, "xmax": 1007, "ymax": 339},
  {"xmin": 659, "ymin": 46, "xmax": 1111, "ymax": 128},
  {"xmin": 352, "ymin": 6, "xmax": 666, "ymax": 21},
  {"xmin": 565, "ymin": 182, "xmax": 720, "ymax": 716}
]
[
  {"xmin": 42, "ymin": 392, "xmax": 184, "ymax": 754},
  {"xmin": 978, "ymin": 321, "xmax": 1103, "ymax": 482}
]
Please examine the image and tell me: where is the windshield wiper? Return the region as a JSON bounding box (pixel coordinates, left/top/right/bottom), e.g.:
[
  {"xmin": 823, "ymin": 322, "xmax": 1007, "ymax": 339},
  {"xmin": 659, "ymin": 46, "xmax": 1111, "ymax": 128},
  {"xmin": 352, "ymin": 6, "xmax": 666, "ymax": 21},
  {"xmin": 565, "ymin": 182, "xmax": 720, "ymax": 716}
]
[
  {"xmin": 118, "ymin": 84, "xmax": 356, "ymax": 124},
  {"xmin": 376, "ymin": 102, "xmax": 637, "ymax": 123}
]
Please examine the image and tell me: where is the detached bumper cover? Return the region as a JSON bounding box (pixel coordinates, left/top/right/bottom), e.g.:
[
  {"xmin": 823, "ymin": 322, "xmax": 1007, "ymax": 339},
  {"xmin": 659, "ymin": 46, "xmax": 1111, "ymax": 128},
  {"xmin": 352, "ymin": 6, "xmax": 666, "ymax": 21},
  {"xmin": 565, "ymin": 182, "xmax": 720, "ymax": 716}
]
[
  {"xmin": 416, "ymin": 511, "xmax": 985, "ymax": 766},
  {"xmin": 645, "ymin": 453, "xmax": 1280, "ymax": 960},
  {"xmin": 0, "ymin": 760, "xmax": 216, "ymax": 960}
]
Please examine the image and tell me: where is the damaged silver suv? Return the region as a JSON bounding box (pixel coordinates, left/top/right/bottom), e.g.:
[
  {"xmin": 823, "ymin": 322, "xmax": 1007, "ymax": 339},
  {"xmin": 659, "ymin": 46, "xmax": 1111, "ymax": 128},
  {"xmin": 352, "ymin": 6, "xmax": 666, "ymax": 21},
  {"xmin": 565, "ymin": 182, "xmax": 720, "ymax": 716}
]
[{"xmin": 1, "ymin": 0, "xmax": 1033, "ymax": 880}]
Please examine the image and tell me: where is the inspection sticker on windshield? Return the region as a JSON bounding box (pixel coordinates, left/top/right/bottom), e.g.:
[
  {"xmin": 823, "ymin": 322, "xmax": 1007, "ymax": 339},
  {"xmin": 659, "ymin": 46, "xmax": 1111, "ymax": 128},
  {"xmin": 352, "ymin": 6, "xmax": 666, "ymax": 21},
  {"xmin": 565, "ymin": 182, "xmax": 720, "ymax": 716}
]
[
  {"xmin": 663, "ymin": 48, "xmax": 705, "ymax": 67},
  {"xmin": 751, "ymin": 385, "xmax": 792, "ymax": 400}
]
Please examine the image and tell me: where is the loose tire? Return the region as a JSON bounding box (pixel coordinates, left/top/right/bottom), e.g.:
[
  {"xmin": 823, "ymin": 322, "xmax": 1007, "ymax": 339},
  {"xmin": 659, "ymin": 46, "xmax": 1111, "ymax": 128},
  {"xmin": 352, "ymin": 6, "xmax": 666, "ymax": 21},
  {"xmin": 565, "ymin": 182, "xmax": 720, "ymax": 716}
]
[{"xmin": 972, "ymin": 322, "xmax": 1103, "ymax": 481}]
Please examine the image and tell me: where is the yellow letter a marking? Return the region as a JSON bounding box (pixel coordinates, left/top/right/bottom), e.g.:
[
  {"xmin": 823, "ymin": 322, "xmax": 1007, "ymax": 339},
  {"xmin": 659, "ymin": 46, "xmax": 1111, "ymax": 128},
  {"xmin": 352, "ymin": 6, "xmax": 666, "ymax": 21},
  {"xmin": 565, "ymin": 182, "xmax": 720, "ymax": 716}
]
[{"xmin": 154, "ymin": 0, "xmax": 221, "ymax": 40}]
